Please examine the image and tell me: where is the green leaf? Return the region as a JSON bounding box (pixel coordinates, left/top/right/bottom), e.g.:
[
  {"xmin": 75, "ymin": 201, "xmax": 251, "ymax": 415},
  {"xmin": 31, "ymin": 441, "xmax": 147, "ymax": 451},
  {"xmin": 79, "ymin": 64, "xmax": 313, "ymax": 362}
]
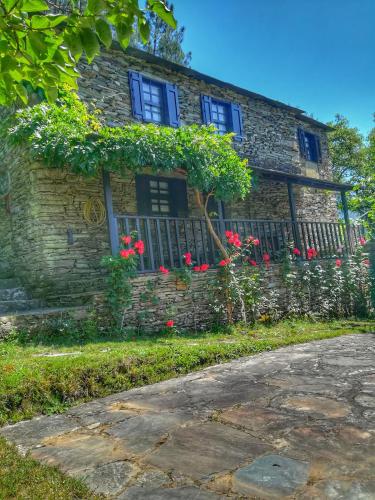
[
  {"xmin": 30, "ymin": 15, "xmax": 50, "ymax": 29},
  {"xmin": 0, "ymin": 40, "xmax": 8, "ymax": 54},
  {"xmin": 46, "ymin": 14, "xmax": 68, "ymax": 27},
  {"xmin": 28, "ymin": 32, "xmax": 48, "ymax": 59},
  {"xmin": 79, "ymin": 28, "xmax": 100, "ymax": 63},
  {"xmin": 86, "ymin": 0, "xmax": 105, "ymax": 15},
  {"xmin": 15, "ymin": 83, "xmax": 28, "ymax": 104},
  {"xmin": 148, "ymin": 0, "xmax": 177, "ymax": 29},
  {"xmin": 138, "ymin": 18, "xmax": 150, "ymax": 44},
  {"xmin": 3, "ymin": 0, "xmax": 18, "ymax": 11},
  {"xmin": 64, "ymin": 31, "xmax": 83, "ymax": 59},
  {"xmin": 31, "ymin": 14, "xmax": 67, "ymax": 29},
  {"xmin": 44, "ymin": 86, "xmax": 58, "ymax": 102},
  {"xmin": 21, "ymin": 0, "xmax": 49, "ymax": 13},
  {"xmin": 95, "ymin": 18, "xmax": 112, "ymax": 48},
  {"xmin": 115, "ymin": 21, "xmax": 132, "ymax": 48},
  {"xmin": 1, "ymin": 55, "xmax": 18, "ymax": 72}
]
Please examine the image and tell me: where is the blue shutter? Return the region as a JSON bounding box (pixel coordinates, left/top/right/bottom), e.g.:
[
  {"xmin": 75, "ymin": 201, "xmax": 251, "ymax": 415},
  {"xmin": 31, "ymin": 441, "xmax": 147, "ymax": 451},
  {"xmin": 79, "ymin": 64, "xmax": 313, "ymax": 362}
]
[
  {"xmin": 315, "ymin": 135, "xmax": 322, "ymax": 162},
  {"xmin": 128, "ymin": 70, "xmax": 144, "ymax": 121},
  {"xmin": 165, "ymin": 83, "xmax": 180, "ymax": 127},
  {"xmin": 297, "ymin": 128, "xmax": 307, "ymax": 158},
  {"xmin": 230, "ymin": 102, "xmax": 243, "ymax": 141},
  {"xmin": 201, "ymin": 95, "xmax": 212, "ymax": 124}
]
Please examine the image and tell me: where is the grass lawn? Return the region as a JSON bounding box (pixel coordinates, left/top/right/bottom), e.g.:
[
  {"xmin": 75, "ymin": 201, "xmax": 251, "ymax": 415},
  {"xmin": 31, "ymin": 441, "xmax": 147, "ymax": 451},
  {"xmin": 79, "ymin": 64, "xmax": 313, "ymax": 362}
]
[
  {"xmin": 0, "ymin": 319, "xmax": 374, "ymax": 498},
  {"xmin": 0, "ymin": 437, "xmax": 103, "ymax": 499},
  {"xmin": 1, "ymin": 319, "xmax": 374, "ymax": 426}
]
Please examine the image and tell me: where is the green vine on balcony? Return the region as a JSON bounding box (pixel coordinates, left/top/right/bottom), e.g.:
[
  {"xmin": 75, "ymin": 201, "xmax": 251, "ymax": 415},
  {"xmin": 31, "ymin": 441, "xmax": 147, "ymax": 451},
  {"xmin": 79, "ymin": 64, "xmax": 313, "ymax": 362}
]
[
  {"xmin": 5, "ymin": 89, "xmax": 251, "ymax": 203},
  {"xmin": 5, "ymin": 89, "xmax": 251, "ymax": 258}
]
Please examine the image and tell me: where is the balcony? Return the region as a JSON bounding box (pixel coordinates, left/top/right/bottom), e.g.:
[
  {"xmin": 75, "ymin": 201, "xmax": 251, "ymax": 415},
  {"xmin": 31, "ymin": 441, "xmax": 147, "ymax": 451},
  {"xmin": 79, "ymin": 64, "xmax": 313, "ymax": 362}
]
[{"xmin": 113, "ymin": 214, "xmax": 364, "ymax": 272}]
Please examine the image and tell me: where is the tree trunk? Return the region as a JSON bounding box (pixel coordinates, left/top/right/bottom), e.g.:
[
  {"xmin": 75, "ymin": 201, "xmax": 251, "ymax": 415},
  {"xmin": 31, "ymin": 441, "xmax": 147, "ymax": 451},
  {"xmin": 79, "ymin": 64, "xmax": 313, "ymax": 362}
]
[{"xmin": 194, "ymin": 189, "xmax": 229, "ymax": 259}]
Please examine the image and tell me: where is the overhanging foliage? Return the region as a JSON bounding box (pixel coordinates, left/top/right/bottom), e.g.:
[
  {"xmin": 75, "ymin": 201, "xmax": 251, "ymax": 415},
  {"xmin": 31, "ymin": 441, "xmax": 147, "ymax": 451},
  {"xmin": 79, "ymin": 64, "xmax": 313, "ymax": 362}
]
[{"xmin": 7, "ymin": 91, "xmax": 251, "ymax": 202}]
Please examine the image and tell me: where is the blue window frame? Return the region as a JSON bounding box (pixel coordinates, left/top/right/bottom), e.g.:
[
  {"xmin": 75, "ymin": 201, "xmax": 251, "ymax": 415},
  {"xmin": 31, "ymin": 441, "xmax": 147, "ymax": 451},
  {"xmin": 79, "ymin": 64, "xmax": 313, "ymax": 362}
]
[
  {"xmin": 142, "ymin": 78, "xmax": 164, "ymax": 124},
  {"xmin": 304, "ymin": 131, "xmax": 319, "ymax": 162},
  {"xmin": 129, "ymin": 71, "xmax": 180, "ymax": 127},
  {"xmin": 201, "ymin": 95, "xmax": 243, "ymax": 141},
  {"xmin": 297, "ymin": 128, "xmax": 322, "ymax": 163},
  {"xmin": 211, "ymin": 100, "xmax": 230, "ymax": 134}
]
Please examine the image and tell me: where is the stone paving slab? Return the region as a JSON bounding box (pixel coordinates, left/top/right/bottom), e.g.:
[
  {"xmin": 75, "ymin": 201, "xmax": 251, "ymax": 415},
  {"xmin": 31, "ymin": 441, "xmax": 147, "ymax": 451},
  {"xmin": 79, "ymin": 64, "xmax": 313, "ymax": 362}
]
[{"xmin": 1, "ymin": 333, "xmax": 375, "ymax": 499}]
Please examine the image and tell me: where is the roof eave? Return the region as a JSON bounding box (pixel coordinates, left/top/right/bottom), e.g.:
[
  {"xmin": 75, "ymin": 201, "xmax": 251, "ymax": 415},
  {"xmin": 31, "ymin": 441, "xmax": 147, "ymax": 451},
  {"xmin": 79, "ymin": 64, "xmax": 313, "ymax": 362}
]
[{"xmin": 251, "ymin": 165, "xmax": 353, "ymax": 191}]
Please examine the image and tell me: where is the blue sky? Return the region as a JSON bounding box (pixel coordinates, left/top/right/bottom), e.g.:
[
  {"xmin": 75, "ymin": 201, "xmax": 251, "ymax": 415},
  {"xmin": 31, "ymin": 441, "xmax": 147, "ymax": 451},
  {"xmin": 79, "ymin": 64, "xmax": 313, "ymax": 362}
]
[{"xmin": 172, "ymin": 0, "xmax": 374, "ymax": 136}]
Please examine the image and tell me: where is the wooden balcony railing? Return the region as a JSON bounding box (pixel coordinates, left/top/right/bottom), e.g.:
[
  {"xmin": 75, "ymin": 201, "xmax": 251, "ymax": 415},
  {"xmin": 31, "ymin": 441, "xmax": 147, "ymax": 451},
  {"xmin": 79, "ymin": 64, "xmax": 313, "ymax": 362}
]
[{"xmin": 114, "ymin": 215, "xmax": 365, "ymax": 272}]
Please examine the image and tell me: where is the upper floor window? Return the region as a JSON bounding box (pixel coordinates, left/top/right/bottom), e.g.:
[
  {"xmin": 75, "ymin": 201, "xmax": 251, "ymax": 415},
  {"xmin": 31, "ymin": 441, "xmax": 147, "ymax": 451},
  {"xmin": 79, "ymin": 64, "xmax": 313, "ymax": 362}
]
[
  {"xmin": 211, "ymin": 100, "xmax": 230, "ymax": 134},
  {"xmin": 142, "ymin": 78, "xmax": 164, "ymax": 124},
  {"xmin": 129, "ymin": 71, "xmax": 180, "ymax": 127},
  {"xmin": 297, "ymin": 128, "xmax": 322, "ymax": 163},
  {"xmin": 201, "ymin": 95, "xmax": 243, "ymax": 141}
]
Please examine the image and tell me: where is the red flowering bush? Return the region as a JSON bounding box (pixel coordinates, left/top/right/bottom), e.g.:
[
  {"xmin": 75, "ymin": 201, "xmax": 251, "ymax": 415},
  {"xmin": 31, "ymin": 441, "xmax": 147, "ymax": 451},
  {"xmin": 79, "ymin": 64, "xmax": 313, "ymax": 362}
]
[
  {"xmin": 183, "ymin": 252, "xmax": 192, "ymax": 266},
  {"xmin": 159, "ymin": 266, "xmax": 169, "ymax": 274},
  {"xmin": 166, "ymin": 320, "xmax": 174, "ymax": 328},
  {"xmin": 193, "ymin": 264, "xmax": 210, "ymax": 272},
  {"xmin": 262, "ymin": 253, "xmax": 271, "ymax": 268},
  {"xmin": 134, "ymin": 240, "xmax": 145, "ymax": 255},
  {"xmin": 307, "ymin": 247, "xmax": 318, "ymax": 260},
  {"xmin": 210, "ymin": 231, "xmax": 280, "ymax": 325},
  {"xmin": 101, "ymin": 233, "xmax": 142, "ymax": 326}
]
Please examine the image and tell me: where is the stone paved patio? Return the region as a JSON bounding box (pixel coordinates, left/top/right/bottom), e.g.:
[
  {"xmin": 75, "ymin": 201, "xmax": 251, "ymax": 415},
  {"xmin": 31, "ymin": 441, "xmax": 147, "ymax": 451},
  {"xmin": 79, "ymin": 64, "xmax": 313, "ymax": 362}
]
[{"xmin": 1, "ymin": 334, "xmax": 374, "ymax": 499}]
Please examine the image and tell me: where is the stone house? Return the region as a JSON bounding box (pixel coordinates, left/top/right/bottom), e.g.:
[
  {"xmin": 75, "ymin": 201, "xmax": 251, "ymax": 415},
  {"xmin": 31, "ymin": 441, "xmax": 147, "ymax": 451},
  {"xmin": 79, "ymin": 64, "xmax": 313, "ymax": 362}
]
[{"xmin": 0, "ymin": 46, "xmax": 356, "ymax": 329}]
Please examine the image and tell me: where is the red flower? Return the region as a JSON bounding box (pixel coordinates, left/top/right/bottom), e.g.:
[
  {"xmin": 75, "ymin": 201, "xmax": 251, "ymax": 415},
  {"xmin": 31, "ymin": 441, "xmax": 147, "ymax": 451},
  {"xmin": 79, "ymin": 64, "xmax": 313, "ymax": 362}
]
[
  {"xmin": 249, "ymin": 259, "xmax": 257, "ymax": 267},
  {"xmin": 193, "ymin": 266, "xmax": 201, "ymax": 272},
  {"xmin": 246, "ymin": 235, "xmax": 255, "ymax": 243},
  {"xmin": 159, "ymin": 265, "xmax": 169, "ymax": 274},
  {"xmin": 362, "ymin": 259, "xmax": 370, "ymax": 266},
  {"xmin": 183, "ymin": 252, "xmax": 192, "ymax": 266},
  {"xmin": 293, "ymin": 248, "xmax": 301, "ymax": 256},
  {"xmin": 219, "ymin": 258, "xmax": 231, "ymax": 267},
  {"xmin": 200, "ymin": 263, "xmax": 210, "ymax": 272},
  {"xmin": 335, "ymin": 258, "xmax": 342, "ymax": 268},
  {"xmin": 134, "ymin": 240, "xmax": 145, "ymax": 255},
  {"xmin": 120, "ymin": 249, "xmax": 135, "ymax": 259},
  {"xmin": 227, "ymin": 232, "xmax": 242, "ymax": 247},
  {"xmin": 253, "ymin": 239, "xmax": 260, "ymax": 246},
  {"xmin": 262, "ymin": 253, "xmax": 271, "ymax": 269},
  {"xmin": 121, "ymin": 235, "xmax": 132, "ymax": 245},
  {"xmin": 307, "ymin": 248, "xmax": 318, "ymax": 260},
  {"xmin": 359, "ymin": 237, "xmax": 366, "ymax": 246},
  {"xmin": 166, "ymin": 320, "xmax": 174, "ymax": 328}
]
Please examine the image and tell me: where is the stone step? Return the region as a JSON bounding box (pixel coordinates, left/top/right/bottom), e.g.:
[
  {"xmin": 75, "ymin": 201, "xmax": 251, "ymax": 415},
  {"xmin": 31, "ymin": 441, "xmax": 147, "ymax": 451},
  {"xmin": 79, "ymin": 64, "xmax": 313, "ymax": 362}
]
[
  {"xmin": 0, "ymin": 299, "xmax": 42, "ymax": 314},
  {"xmin": 0, "ymin": 287, "xmax": 29, "ymax": 301},
  {"xmin": 0, "ymin": 278, "xmax": 20, "ymax": 289}
]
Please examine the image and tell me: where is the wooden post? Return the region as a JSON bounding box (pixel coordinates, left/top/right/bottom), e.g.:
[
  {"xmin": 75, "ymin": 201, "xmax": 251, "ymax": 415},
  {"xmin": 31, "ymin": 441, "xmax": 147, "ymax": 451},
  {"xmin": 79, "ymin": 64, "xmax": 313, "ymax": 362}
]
[
  {"xmin": 102, "ymin": 169, "xmax": 119, "ymax": 256},
  {"xmin": 287, "ymin": 181, "xmax": 301, "ymax": 250},
  {"xmin": 340, "ymin": 190, "xmax": 352, "ymax": 253}
]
